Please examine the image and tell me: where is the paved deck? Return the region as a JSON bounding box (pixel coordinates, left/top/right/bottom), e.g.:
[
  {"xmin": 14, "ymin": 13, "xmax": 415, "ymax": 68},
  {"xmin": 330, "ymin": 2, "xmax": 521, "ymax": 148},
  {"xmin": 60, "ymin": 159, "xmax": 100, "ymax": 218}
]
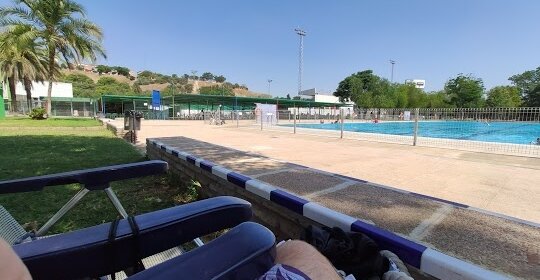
[
  {"xmin": 105, "ymin": 119, "xmax": 540, "ymax": 279},
  {"xmin": 151, "ymin": 136, "xmax": 539, "ymax": 279},
  {"xmin": 114, "ymin": 120, "xmax": 540, "ymax": 223}
]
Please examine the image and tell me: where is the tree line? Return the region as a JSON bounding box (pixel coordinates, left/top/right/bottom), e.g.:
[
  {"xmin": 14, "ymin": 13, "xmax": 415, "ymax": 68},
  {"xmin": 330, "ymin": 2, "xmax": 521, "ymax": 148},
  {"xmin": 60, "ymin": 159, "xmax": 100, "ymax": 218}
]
[
  {"xmin": 0, "ymin": 0, "xmax": 106, "ymax": 115},
  {"xmin": 334, "ymin": 68, "xmax": 540, "ymax": 108},
  {"xmin": 60, "ymin": 72, "xmax": 249, "ymax": 98}
]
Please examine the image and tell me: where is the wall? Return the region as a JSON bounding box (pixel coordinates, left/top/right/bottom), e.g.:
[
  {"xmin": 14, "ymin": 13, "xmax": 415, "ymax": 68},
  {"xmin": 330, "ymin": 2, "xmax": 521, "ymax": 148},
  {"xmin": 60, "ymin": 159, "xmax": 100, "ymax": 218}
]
[{"xmin": 2, "ymin": 81, "xmax": 73, "ymax": 99}]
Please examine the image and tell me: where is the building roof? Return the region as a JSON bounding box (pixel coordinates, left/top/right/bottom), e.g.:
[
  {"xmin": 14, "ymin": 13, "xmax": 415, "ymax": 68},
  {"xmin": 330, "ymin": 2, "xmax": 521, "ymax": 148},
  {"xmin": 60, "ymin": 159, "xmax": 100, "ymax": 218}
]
[{"xmin": 101, "ymin": 94, "xmax": 344, "ymax": 108}]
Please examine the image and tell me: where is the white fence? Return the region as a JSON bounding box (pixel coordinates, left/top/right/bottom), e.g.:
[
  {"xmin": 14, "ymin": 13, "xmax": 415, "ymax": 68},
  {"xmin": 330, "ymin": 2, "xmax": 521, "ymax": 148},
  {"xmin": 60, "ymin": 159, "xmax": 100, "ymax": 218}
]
[{"xmin": 212, "ymin": 107, "xmax": 540, "ymax": 158}]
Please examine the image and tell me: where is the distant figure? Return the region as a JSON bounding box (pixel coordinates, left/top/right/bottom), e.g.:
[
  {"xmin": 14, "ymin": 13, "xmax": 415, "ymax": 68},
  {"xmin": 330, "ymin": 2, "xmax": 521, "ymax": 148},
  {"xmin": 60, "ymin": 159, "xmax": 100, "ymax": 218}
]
[
  {"xmin": 320, "ymin": 120, "xmax": 324, "ymax": 124},
  {"xmin": 532, "ymin": 138, "xmax": 540, "ymax": 145},
  {"xmin": 373, "ymin": 118, "xmax": 379, "ymax": 124},
  {"xmin": 399, "ymin": 111, "xmax": 404, "ymax": 120}
]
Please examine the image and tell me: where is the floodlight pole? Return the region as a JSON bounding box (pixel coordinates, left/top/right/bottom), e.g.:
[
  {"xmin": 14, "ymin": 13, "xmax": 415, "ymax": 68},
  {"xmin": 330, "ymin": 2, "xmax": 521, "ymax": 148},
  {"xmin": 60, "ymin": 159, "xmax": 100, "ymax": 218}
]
[
  {"xmin": 295, "ymin": 28, "xmax": 306, "ymax": 95},
  {"xmin": 390, "ymin": 60, "xmax": 396, "ymax": 82},
  {"xmin": 267, "ymin": 79, "xmax": 273, "ymax": 95}
]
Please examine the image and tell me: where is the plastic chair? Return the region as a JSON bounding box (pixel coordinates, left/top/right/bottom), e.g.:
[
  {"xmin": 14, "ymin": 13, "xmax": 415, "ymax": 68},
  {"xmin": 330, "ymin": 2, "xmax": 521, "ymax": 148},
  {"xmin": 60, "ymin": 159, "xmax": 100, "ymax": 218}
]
[
  {"xmin": 13, "ymin": 196, "xmax": 275, "ymax": 280},
  {"xmin": 0, "ymin": 160, "xmax": 168, "ymax": 244},
  {"xmin": 0, "ymin": 161, "xmax": 276, "ymax": 279}
]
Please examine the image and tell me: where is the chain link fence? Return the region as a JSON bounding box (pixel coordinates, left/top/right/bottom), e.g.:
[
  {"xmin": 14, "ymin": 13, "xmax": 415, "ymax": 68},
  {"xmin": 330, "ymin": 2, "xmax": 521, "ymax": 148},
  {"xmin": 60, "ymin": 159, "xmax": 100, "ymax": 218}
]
[{"xmin": 208, "ymin": 107, "xmax": 540, "ymax": 157}]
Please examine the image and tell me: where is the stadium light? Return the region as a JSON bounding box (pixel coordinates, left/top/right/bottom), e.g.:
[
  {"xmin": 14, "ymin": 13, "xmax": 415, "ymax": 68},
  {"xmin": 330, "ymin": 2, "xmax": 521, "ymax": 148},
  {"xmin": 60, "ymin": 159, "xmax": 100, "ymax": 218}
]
[
  {"xmin": 267, "ymin": 79, "xmax": 273, "ymax": 95},
  {"xmin": 389, "ymin": 60, "xmax": 396, "ymax": 82},
  {"xmin": 295, "ymin": 28, "xmax": 306, "ymax": 95}
]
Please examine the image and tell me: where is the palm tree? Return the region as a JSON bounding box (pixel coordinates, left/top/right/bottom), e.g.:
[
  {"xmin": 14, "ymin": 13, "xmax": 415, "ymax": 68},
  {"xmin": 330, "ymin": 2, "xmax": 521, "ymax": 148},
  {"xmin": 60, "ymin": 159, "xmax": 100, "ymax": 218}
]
[
  {"xmin": 0, "ymin": 0, "xmax": 106, "ymax": 116},
  {"xmin": 0, "ymin": 26, "xmax": 48, "ymax": 112}
]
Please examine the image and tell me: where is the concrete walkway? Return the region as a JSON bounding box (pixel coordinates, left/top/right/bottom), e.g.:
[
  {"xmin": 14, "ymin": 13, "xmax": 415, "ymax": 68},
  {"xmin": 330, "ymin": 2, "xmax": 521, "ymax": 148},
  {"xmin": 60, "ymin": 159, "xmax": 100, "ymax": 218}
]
[{"xmin": 151, "ymin": 135, "xmax": 539, "ymax": 279}]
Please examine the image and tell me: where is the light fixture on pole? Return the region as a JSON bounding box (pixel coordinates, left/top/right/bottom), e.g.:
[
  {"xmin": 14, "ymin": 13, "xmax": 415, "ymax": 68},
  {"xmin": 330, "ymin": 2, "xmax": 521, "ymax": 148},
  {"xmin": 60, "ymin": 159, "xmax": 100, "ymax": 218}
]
[
  {"xmin": 294, "ymin": 28, "xmax": 306, "ymax": 95},
  {"xmin": 267, "ymin": 79, "xmax": 273, "ymax": 95},
  {"xmin": 389, "ymin": 60, "xmax": 396, "ymax": 82}
]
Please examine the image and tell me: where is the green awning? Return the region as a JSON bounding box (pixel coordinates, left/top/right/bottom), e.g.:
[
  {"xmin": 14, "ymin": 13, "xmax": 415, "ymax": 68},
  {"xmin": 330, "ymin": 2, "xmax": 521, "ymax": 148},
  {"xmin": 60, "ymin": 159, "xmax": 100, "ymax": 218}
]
[{"xmin": 101, "ymin": 94, "xmax": 344, "ymax": 109}]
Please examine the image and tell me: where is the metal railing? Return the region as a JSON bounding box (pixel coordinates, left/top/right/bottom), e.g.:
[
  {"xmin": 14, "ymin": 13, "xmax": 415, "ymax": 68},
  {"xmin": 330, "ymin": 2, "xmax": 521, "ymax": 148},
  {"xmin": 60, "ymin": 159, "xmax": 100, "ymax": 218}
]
[{"xmin": 214, "ymin": 107, "xmax": 540, "ymax": 158}]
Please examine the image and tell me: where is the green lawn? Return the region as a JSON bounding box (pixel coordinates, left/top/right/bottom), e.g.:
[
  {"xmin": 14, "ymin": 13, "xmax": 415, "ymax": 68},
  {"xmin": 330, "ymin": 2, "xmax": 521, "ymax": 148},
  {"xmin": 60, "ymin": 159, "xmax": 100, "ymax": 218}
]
[
  {"xmin": 0, "ymin": 117, "xmax": 195, "ymax": 234},
  {"xmin": 0, "ymin": 117, "xmax": 102, "ymax": 127}
]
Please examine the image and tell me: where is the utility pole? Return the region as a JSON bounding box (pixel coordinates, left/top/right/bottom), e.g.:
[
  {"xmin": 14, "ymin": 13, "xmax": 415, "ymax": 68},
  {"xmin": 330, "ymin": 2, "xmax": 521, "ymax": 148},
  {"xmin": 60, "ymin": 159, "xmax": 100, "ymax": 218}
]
[
  {"xmin": 267, "ymin": 79, "xmax": 273, "ymax": 96},
  {"xmin": 295, "ymin": 28, "xmax": 306, "ymax": 95},
  {"xmin": 389, "ymin": 60, "xmax": 396, "ymax": 82}
]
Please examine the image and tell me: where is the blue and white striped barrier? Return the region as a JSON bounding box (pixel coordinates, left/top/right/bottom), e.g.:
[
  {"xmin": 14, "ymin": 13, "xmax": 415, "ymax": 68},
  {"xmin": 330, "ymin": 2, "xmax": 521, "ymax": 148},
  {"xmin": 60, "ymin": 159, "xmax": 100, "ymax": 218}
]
[{"xmin": 149, "ymin": 139, "xmax": 509, "ymax": 280}]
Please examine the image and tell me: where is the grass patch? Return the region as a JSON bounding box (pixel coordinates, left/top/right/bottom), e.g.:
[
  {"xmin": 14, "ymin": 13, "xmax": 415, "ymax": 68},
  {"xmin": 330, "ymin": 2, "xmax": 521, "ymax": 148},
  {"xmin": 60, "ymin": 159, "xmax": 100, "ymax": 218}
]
[
  {"xmin": 0, "ymin": 121, "xmax": 194, "ymax": 234},
  {"xmin": 0, "ymin": 117, "xmax": 101, "ymax": 127}
]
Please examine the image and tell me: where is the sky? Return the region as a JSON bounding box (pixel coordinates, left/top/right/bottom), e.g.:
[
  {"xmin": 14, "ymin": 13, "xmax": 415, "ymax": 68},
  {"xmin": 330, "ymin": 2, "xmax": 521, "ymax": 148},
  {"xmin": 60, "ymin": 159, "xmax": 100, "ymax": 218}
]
[{"xmin": 1, "ymin": 0, "xmax": 539, "ymax": 96}]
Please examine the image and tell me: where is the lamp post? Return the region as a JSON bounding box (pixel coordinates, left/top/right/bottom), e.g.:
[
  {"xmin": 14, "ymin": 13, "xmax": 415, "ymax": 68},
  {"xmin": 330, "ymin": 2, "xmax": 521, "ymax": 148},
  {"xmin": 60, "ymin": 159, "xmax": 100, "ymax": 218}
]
[
  {"xmin": 294, "ymin": 28, "xmax": 306, "ymax": 95},
  {"xmin": 389, "ymin": 60, "xmax": 396, "ymax": 82},
  {"xmin": 267, "ymin": 79, "xmax": 273, "ymax": 96},
  {"xmin": 170, "ymin": 80, "xmax": 175, "ymax": 118}
]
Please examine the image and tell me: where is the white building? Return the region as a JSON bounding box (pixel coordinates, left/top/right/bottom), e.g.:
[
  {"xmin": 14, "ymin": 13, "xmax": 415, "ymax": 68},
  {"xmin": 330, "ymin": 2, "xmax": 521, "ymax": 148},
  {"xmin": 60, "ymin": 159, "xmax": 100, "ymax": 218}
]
[
  {"xmin": 299, "ymin": 88, "xmax": 354, "ymax": 105},
  {"xmin": 405, "ymin": 79, "xmax": 426, "ymax": 89},
  {"xmin": 2, "ymin": 81, "xmax": 73, "ymax": 99},
  {"xmin": 299, "ymin": 88, "xmax": 339, "ymax": 103},
  {"xmin": 290, "ymin": 88, "xmax": 354, "ymax": 118}
]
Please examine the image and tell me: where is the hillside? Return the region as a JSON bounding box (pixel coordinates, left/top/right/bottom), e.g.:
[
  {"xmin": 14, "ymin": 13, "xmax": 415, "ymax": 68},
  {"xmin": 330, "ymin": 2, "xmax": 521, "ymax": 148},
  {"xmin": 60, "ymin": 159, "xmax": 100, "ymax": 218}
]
[{"xmin": 62, "ymin": 69, "xmax": 271, "ymax": 98}]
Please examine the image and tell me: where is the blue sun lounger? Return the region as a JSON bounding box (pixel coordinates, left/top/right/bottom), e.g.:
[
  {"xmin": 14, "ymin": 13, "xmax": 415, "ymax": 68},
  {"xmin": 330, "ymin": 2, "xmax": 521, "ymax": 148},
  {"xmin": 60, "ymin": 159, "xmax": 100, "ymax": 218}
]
[{"xmin": 0, "ymin": 161, "xmax": 276, "ymax": 279}]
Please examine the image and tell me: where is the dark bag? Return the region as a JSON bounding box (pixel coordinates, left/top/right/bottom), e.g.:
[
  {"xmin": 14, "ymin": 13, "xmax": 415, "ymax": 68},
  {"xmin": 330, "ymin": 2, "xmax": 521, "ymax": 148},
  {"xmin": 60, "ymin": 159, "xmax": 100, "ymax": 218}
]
[{"xmin": 305, "ymin": 225, "xmax": 389, "ymax": 279}]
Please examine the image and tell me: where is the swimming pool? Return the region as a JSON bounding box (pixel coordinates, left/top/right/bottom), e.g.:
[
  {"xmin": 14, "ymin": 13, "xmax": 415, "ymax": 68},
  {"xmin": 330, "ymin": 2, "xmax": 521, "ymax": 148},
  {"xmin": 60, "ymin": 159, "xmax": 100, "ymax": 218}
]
[{"xmin": 286, "ymin": 121, "xmax": 540, "ymax": 145}]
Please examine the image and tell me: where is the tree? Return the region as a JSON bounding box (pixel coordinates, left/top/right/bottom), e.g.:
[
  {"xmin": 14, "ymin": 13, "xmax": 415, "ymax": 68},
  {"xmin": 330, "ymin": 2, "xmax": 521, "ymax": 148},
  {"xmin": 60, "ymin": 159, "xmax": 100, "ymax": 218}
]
[
  {"xmin": 214, "ymin": 75, "xmax": 226, "ymax": 83},
  {"xmin": 395, "ymin": 83, "xmax": 427, "ymax": 108},
  {"xmin": 425, "ymin": 91, "xmax": 451, "ymax": 108},
  {"xmin": 112, "ymin": 66, "xmax": 129, "ymax": 77},
  {"xmin": 96, "ymin": 65, "xmax": 111, "ymax": 74},
  {"xmin": 333, "ymin": 70, "xmax": 395, "ymax": 108},
  {"xmin": 1, "ymin": 0, "xmax": 106, "ymax": 115},
  {"xmin": 485, "ymin": 86, "xmax": 522, "ymax": 107},
  {"xmin": 509, "ymin": 67, "xmax": 540, "ymax": 107},
  {"xmin": 0, "ymin": 25, "xmax": 48, "ymax": 112},
  {"xmin": 286, "ymin": 94, "xmax": 291, "ymax": 100},
  {"xmin": 444, "ymin": 73, "xmax": 484, "ymax": 108},
  {"xmin": 95, "ymin": 77, "xmax": 131, "ymax": 95},
  {"xmin": 200, "ymin": 72, "xmax": 214, "ymax": 81},
  {"xmin": 199, "ymin": 85, "xmax": 234, "ymax": 96},
  {"xmin": 61, "ymin": 73, "xmax": 96, "ymax": 98}
]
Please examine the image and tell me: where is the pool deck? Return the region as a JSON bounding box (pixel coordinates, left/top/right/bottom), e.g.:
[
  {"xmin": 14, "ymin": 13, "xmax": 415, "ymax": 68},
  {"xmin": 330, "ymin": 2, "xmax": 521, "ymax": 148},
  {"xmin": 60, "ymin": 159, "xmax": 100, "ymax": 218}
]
[{"xmin": 107, "ymin": 119, "xmax": 540, "ymax": 279}]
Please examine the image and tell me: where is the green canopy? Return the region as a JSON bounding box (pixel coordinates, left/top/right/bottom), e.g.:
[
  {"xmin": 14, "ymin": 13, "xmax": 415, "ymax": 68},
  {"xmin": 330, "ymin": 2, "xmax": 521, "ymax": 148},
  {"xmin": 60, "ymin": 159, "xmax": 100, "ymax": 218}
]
[{"xmin": 101, "ymin": 93, "xmax": 343, "ymax": 111}]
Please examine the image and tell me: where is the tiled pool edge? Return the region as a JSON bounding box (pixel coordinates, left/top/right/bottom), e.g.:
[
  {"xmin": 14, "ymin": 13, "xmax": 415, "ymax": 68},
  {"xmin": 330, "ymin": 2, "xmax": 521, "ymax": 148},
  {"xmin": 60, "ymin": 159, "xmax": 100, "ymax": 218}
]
[{"xmin": 148, "ymin": 138, "xmax": 509, "ymax": 280}]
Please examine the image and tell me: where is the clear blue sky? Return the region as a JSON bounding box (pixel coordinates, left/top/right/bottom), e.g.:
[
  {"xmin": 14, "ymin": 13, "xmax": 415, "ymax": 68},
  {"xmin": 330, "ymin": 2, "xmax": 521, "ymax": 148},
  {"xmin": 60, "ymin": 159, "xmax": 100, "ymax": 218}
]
[{"xmin": 2, "ymin": 0, "xmax": 540, "ymax": 96}]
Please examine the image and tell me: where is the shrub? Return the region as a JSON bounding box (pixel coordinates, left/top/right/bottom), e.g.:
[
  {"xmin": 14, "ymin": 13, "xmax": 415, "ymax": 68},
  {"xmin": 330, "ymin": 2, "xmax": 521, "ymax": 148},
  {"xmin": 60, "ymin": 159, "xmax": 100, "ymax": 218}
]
[{"xmin": 29, "ymin": 107, "xmax": 47, "ymax": 120}]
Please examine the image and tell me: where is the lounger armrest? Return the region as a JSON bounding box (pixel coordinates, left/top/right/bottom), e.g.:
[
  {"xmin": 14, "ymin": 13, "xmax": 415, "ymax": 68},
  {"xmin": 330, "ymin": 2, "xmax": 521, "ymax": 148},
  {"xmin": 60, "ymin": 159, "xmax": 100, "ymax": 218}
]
[
  {"xmin": 0, "ymin": 160, "xmax": 168, "ymax": 193},
  {"xmin": 128, "ymin": 222, "xmax": 276, "ymax": 280},
  {"xmin": 14, "ymin": 196, "xmax": 252, "ymax": 280}
]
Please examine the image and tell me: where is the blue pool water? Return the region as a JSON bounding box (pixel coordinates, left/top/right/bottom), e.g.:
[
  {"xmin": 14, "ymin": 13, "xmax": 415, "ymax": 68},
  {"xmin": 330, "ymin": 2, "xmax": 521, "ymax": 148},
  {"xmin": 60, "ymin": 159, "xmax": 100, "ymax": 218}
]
[{"xmin": 286, "ymin": 121, "xmax": 540, "ymax": 144}]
